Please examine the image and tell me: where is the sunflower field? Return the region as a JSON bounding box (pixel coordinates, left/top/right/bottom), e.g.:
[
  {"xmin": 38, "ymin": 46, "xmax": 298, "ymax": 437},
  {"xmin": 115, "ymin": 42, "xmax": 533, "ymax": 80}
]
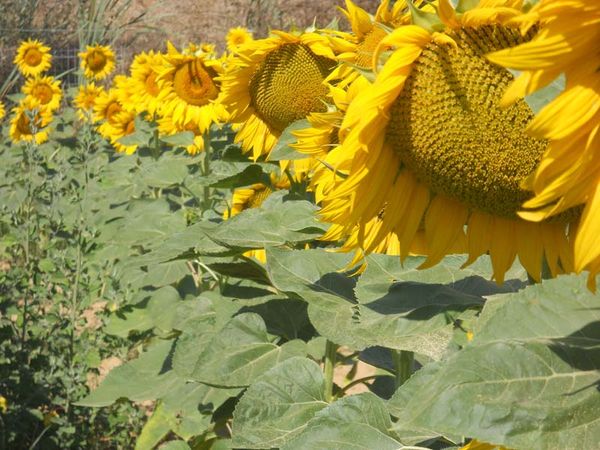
[{"xmin": 0, "ymin": 0, "xmax": 599, "ymax": 449}]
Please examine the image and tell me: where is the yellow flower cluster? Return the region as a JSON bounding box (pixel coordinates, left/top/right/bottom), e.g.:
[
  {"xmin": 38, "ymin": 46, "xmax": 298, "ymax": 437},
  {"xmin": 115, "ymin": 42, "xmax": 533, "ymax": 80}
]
[
  {"xmin": 2, "ymin": 0, "xmax": 598, "ymax": 290},
  {"xmin": 6, "ymin": 39, "xmax": 62, "ymax": 144}
]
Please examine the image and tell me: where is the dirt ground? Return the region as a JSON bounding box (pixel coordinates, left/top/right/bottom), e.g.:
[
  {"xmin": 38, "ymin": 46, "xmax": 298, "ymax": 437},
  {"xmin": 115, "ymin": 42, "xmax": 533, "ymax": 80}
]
[{"xmin": 121, "ymin": 0, "xmax": 380, "ymax": 51}]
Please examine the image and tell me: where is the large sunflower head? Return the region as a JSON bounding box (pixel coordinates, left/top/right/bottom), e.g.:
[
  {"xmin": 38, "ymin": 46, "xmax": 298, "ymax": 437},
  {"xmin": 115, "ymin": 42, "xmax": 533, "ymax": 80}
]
[
  {"xmin": 79, "ymin": 44, "xmax": 116, "ymax": 80},
  {"xmin": 157, "ymin": 41, "xmax": 228, "ymax": 132},
  {"xmin": 14, "ymin": 39, "xmax": 52, "ymax": 77},
  {"xmin": 73, "ymin": 82, "xmax": 105, "ymax": 122},
  {"xmin": 486, "ymin": 0, "xmax": 600, "ymax": 289},
  {"xmin": 9, "ymin": 98, "xmax": 53, "ymax": 145},
  {"xmin": 128, "ymin": 50, "xmax": 166, "ymax": 116},
  {"xmin": 317, "ymin": 0, "xmax": 578, "ymax": 283},
  {"xmin": 220, "ymin": 31, "xmax": 340, "ymax": 160},
  {"xmin": 22, "ymin": 75, "xmax": 62, "ymax": 112}
]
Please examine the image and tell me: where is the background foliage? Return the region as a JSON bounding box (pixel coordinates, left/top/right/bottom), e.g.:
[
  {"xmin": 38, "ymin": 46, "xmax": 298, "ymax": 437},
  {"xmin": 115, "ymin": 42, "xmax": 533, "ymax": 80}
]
[{"xmin": 1, "ymin": 103, "xmax": 598, "ymax": 449}]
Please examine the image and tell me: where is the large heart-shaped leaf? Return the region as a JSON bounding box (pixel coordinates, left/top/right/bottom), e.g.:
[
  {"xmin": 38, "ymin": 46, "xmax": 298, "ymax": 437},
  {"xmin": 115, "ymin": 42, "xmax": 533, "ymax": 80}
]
[
  {"xmin": 389, "ymin": 274, "xmax": 600, "ymax": 450},
  {"xmin": 232, "ymin": 357, "xmax": 327, "ymax": 449},
  {"xmin": 191, "ymin": 313, "xmax": 306, "ymax": 387},
  {"xmin": 283, "ymin": 393, "xmax": 402, "ymax": 450}
]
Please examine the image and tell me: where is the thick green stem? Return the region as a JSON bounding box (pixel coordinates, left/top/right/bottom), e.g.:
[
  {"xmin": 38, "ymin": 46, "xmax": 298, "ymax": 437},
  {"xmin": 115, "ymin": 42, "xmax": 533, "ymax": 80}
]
[
  {"xmin": 21, "ymin": 143, "xmax": 36, "ymax": 348},
  {"xmin": 323, "ymin": 340, "xmax": 338, "ymax": 402},
  {"xmin": 151, "ymin": 128, "xmax": 161, "ymax": 160},
  {"xmin": 392, "ymin": 350, "xmax": 414, "ymax": 388},
  {"xmin": 202, "ymin": 130, "xmax": 212, "ymax": 212}
]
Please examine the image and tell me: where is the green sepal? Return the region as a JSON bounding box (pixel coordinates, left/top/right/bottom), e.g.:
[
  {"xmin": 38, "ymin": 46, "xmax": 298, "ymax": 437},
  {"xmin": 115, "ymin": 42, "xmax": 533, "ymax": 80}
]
[{"xmin": 408, "ymin": 0, "xmax": 444, "ymax": 32}]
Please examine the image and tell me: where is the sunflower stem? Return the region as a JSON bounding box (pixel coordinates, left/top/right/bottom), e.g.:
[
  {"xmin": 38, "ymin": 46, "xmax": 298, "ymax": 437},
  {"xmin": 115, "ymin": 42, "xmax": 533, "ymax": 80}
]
[
  {"xmin": 202, "ymin": 130, "xmax": 212, "ymax": 213},
  {"xmin": 151, "ymin": 128, "xmax": 160, "ymax": 160},
  {"xmin": 323, "ymin": 340, "xmax": 338, "ymax": 402},
  {"xmin": 392, "ymin": 350, "xmax": 413, "ymax": 389}
]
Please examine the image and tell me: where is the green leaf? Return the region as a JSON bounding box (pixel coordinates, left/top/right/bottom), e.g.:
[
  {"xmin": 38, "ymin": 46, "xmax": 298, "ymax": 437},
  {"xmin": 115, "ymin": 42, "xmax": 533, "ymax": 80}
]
[
  {"xmin": 107, "ymin": 199, "xmax": 187, "ymax": 247},
  {"xmin": 161, "ymin": 382, "xmax": 241, "ymax": 440},
  {"xmin": 232, "ymin": 357, "xmax": 328, "ymax": 448},
  {"xmin": 143, "ymin": 260, "xmax": 190, "ymax": 287},
  {"xmin": 191, "ymin": 313, "xmax": 307, "ymax": 387},
  {"xmin": 389, "ymin": 274, "xmax": 600, "ymax": 450},
  {"xmin": 130, "ymin": 222, "xmax": 229, "ymax": 267},
  {"xmin": 104, "ymin": 287, "xmax": 181, "ymax": 337},
  {"xmin": 159, "ymin": 131, "xmax": 196, "ymax": 147},
  {"xmin": 103, "ymin": 300, "xmax": 154, "ymax": 337},
  {"xmin": 206, "ymin": 192, "xmax": 328, "ymax": 249},
  {"xmin": 172, "ymin": 296, "xmax": 217, "ymax": 334},
  {"xmin": 283, "ymin": 393, "xmax": 402, "ymax": 450},
  {"xmin": 208, "ymin": 161, "xmax": 270, "ymax": 188},
  {"xmin": 146, "ymin": 286, "xmax": 182, "ymax": 331},
  {"xmin": 140, "ymin": 158, "xmax": 189, "ymax": 187},
  {"xmin": 265, "ymin": 247, "xmax": 355, "ymax": 308},
  {"xmin": 203, "ymin": 257, "xmax": 271, "ymax": 284},
  {"xmin": 135, "ymin": 403, "xmax": 172, "ymax": 450},
  {"xmin": 157, "ymin": 441, "xmax": 191, "ymax": 450},
  {"xmin": 408, "ymin": 0, "xmax": 444, "ymax": 32},
  {"xmin": 119, "ymin": 116, "xmax": 153, "ymax": 146},
  {"xmin": 239, "ymin": 299, "xmax": 314, "ymax": 341},
  {"xmin": 266, "ymin": 249, "xmax": 510, "ymax": 359},
  {"xmin": 39, "ymin": 258, "xmax": 56, "ymax": 273},
  {"xmin": 268, "ymin": 119, "xmax": 312, "ymax": 161},
  {"xmin": 77, "ymin": 340, "xmax": 180, "ymax": 407}
]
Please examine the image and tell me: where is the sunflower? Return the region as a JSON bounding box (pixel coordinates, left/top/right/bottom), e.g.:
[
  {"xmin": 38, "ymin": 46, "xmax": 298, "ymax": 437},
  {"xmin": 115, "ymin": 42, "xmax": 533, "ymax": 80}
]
[
  {"xmin": 317, "ymin": 0, "xmax": 578, "ymax": 284},
  {"xmin": 460, "ymin": 440, "xmax": 509, "ymax": 450},
  {"xmin": 79, "ymin": 44, "xmax": 116, "ymax": 80},
  {"xmin": 14, "ymin": 39, "xmax": 52, "ymax": 77},
  {"xmin": 22, "ymin": 75, "xmax": 62, "ymax": 112},
  {"xmin": 325, "ymin": 0, "xmax": 419, "ymax": 86},
  {"xmin": 73, "ymin": 82, "xmax": 105, "ymax": 122},
  {"xmin": 128, "ymin": 50, "xmax": 165, "ymax": 116},
  {"xmin": 219, "ymin": 31, "xmax": 341, "ymax": 160},
  {"xmin": 224, "ymin": 173, "xmax": 291, "ymax": 263},
  {"xmin": 226, "ymin": 27, "xmax": 253, "ymax": 52},
  {"xmin": 103, "ymin": 110, "xmax": 138, "ymax": 154},
  {"xmin": 486, "ymin": 0, "xmax": 600, "ymax": 289},
  {"xmin": 157, "ymin": 42, "xmax": 228, "ymax": 135},
  {"xmin": 293, "ymin": 76, "xmax": 368, "ymax": 203},
  {"xmin": 93, "ymin": 88, "xmax": 124, "ymax": 125},
  {"xmin": 112, "ymin": 74, "xmax": 137, "ymax": 112},
  {"xmin": 292, "ymin": 77, "xmax": 409, "ymax": 263},
  {"xmin": 157, "ymin": 115, "xmax": 206, "ymax": 155},
  {"xmin": 0, "ymin": 101, "xmax": 6, "ymax": 121},
  {"xmin": 9, "ymin": 98, "xmax": 53, "ymax": 145}
]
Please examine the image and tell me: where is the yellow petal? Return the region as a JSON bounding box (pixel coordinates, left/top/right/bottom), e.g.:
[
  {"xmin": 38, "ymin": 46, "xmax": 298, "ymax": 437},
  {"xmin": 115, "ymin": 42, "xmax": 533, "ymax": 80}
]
[
  {"xmin": 527, "ymin": 82, "xmax": 600, "ymax": 140},
  {"xmin": 574, "ymin": 182, "xmax": 600, "ymax": 272}
]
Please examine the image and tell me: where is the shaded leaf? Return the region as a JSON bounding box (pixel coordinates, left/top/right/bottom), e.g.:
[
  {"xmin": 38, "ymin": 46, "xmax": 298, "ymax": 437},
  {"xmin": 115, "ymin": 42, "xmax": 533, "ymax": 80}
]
[
  {"xmin": 232, "ymin": 357, "xmax": 327, "ymax": 449},
  {"xmin": 283, "ymin": 393, "xmax": 402, "ymax": 450},
  {"xmin": 389, "ymin": 274, "xmax": 600, "ymax": 450},
  {"xmin": 191, "ymin": 313, "xmax": 307, "ymax": 387},
  {"xmin": 268, "ymin": 119, "xmax": 312, "ymax": 161},
  {"xmin": 160, "ymin": 131, "xmax": 196, "ymax": 147},
  {"xmin": 77, "ymin": 340, "xmax": 179, "ymax": 407}
]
